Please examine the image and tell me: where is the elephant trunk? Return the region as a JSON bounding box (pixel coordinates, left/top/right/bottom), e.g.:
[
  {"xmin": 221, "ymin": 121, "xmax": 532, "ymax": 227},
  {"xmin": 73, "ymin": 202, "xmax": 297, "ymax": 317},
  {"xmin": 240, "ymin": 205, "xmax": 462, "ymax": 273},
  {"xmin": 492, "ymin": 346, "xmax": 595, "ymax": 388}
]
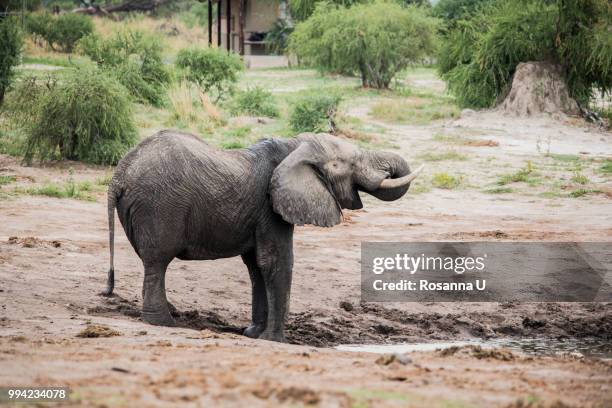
[{"xmin": 356, "ymin": 151, "xmax": 419, "ymax": 201}]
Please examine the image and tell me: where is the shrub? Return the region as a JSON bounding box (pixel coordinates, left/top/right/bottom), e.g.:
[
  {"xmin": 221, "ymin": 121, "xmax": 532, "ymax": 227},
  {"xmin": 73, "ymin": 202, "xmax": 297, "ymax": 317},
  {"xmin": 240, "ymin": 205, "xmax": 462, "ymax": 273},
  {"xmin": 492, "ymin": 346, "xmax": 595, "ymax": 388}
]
[
  {"xmin": 228, "ymin": 87, "xmax": 279, "ymax": 118},
  {"xmin": 175, "ymin": 47, "xmax": 244, "ymax": 101},
  {"xmin": 288, "ymin": 0, "xmax": 362, "ymax": 22},
  {"xmin": 7, "ymin": 69, "xmax": 137, "ymax": 165},
  {"xmin": 27, "ymin": 12, "xmax": 93, "ymax": 52},
  {"xmin": 289, "ymin": 1, "xmax": 439, "ymax": 88},
  {"xmin": 438, "ymin": 1, "xmax": 557, "ymax": 108},
  {"xmin": 438, "ymin": 0, "xmax": 612, "ymax": 108},
  {"xmin": 289, "ymin": 94, "xmax": 341, "ymax": 133},
  {"xmin": 264, "ymin": 19, "xmax": 294, "ymax": 55},
  {"xmin": 433, "ymin": 0, "xmax": 493, "ymax": 28},
  {"xmin": 26, "ymin": 12, "xmax": 52, "ymax": 46},
  {"xmin": 79, "ymin": 30, "xmax": 171, "ymax": 106},
  {"xmin": 0, "ymin": 17, "xmax": 23, "ymax": 105},
  {"xmin": 432, "ymin": 173, "xmax": 462, "ymax": 189}
]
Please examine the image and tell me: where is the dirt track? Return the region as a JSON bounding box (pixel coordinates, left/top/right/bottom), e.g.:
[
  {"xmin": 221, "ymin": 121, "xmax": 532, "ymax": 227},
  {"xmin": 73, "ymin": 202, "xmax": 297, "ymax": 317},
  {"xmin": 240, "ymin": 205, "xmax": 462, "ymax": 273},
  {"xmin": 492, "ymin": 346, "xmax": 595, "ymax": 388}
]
[{"xmin": 1, "ymin": 109, "xmax": 611, "ymax": 406}]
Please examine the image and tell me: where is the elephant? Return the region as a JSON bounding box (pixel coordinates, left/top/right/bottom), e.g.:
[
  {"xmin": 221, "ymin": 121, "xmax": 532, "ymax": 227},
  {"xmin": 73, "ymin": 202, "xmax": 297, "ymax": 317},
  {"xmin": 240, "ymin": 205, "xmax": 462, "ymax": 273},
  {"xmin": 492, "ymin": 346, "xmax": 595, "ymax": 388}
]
[{"xmin": 102, "ymin": 130, "xmax": 423, "ymax": 342}]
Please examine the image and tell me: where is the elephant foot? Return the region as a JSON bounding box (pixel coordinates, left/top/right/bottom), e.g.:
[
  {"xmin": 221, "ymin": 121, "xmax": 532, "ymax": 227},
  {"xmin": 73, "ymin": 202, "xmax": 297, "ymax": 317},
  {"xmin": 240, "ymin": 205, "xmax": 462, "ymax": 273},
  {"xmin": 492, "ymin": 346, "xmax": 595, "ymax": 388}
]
[
  {"xmin": 142, "ymin": 308, "xmax": 176, "ymax": 327},
  {"xmin": 258, "ymin": 330, "xmax": 286, "ymax": 343},
  {"xmin": 243, "ymin": 324, "xmax": 266, "ymax": 339}
]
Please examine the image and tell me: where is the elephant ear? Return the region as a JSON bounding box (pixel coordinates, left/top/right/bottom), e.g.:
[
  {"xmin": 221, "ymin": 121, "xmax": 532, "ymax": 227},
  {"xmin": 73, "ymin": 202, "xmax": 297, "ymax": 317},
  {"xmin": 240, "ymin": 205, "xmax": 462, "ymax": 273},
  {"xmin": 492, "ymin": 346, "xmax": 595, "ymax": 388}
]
[{"xmin": 270, "ymin": 143, "xmax": 342, "ymax": 227}]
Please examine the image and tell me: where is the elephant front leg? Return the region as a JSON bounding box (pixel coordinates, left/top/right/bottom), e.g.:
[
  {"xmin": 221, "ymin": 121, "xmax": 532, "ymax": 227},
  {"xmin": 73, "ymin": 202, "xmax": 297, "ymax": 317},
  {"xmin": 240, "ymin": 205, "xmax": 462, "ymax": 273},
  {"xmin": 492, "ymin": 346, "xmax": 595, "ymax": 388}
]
[
  {"xmin": 259, "ymin": 268, "xmax": 292, "ymax": 343},
  {"xmin": 256, "ymin": 233, "xmax": 293, "ymax": 343},
  {"xmin": 241, "ymin": 251, "xmax": 268, "ymax": 338}
]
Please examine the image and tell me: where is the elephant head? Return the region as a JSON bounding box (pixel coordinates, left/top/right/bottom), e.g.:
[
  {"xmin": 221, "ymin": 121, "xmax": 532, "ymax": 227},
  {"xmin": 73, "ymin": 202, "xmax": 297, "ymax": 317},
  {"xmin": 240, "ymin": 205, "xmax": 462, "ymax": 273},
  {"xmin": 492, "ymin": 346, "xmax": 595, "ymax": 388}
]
[{"xmin": 270, "ymin": 133, "xmax": 423, "ymax": 227}]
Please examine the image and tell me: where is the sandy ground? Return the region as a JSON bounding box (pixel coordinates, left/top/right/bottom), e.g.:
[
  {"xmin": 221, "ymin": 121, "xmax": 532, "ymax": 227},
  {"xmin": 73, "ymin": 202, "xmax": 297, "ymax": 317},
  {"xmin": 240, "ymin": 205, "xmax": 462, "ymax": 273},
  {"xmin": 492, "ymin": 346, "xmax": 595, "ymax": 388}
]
[{"xmin": 1, "ymin": 101, "xmax": 611, "ymax": 406}]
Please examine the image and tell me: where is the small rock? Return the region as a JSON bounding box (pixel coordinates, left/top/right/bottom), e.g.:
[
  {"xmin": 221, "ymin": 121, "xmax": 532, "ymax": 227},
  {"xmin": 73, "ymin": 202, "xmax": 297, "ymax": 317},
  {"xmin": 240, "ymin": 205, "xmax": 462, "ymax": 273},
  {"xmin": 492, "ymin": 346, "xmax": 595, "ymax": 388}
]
[
  {"xmin": 76, "ymin": 324, "xmax": 121, "ymax": 338},
  {"xmin": 376, "ymin": 353, "xmax": 412, "ymax": 366},
  {"xmin": 461, "ymin": 108, "xmax": 476, "ymax": 118},
  {"xmin": 339, "ymin": 301, "xmax": 353, "ymax": 312}
]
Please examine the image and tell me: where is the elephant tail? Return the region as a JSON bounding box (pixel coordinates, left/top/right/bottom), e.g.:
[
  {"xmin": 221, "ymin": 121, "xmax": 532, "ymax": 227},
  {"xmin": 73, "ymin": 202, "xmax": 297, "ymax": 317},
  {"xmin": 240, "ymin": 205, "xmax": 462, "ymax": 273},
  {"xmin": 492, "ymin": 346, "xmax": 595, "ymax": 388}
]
[{"xmin": 102, "ymin": 184, "xmax": 117, "ymax": 297}]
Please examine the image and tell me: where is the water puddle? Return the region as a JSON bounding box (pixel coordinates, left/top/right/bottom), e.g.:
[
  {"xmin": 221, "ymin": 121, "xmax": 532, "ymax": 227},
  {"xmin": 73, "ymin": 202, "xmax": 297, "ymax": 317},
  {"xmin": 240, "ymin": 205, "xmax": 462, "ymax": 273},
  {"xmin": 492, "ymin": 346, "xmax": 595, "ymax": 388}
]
[{"xmin": 337, "ymin": 338, "xmax": 611, "ymax": 359}]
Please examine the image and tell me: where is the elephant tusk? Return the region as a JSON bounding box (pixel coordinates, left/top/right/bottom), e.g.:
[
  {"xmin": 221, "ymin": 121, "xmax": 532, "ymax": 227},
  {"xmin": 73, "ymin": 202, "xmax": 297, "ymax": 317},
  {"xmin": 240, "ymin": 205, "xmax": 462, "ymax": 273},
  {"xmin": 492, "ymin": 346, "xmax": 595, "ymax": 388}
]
[{"xmin": 378, "ymin": 164, "xmax": 424, "ymax": 189}]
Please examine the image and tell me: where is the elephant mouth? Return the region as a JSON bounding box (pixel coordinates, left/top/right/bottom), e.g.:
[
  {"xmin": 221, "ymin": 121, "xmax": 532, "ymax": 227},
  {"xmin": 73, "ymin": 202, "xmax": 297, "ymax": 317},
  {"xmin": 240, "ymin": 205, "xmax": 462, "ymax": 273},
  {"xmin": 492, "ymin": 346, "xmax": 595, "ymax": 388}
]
[{"xmin": 348, "ymin": 188, "xmax": 363, "ymax": 210}]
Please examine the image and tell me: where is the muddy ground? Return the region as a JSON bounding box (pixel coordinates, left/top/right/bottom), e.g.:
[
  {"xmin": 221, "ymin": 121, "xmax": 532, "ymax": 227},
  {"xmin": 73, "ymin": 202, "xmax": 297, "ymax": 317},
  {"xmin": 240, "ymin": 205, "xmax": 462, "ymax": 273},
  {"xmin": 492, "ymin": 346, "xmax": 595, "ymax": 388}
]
[{"xmin": 1, "ymin": 82, "xmax": 611, "ymax": 405}]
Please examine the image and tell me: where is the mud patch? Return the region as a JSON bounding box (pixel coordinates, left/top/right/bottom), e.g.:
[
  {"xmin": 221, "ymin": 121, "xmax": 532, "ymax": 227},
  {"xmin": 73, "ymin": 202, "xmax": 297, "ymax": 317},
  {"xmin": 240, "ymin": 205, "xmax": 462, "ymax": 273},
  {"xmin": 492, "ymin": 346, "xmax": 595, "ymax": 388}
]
[
  {"xmin": 87, "ymin": 295, "xmax": 244, "ymax": 334},
  {"xmin": 173, "ymin": 310, "xmax": 244, "ymax": 334},
  {"xmin": 76, "ymin": 324, "xmax": 121, "ymax": 338},
  {"xmin": 439, "ymin": 345, "xmax": 515, "ymax": 361},
  {"xmin": 287, "ymin": 302, "xmax": 612, "ymax": 347},
  {"xmin": 7, "ymin": 236, "xmax": 61, "ymax": 248}
]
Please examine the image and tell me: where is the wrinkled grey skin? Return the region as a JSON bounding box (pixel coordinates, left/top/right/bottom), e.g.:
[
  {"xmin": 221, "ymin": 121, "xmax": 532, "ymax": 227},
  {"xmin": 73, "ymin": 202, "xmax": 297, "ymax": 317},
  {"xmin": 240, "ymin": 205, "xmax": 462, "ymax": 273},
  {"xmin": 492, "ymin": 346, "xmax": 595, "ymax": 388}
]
[{"xmin": 103, "ymin": 130, "xmax": 414, "ymax": 342}]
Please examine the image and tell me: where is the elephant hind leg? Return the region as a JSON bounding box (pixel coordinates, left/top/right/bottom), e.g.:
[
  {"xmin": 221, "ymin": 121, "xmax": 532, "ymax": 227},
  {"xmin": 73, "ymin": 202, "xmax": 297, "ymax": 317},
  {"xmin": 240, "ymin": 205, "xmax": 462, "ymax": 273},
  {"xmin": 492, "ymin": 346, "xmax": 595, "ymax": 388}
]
[
  {"xmin": 141, "ymin": 261, "xmax": 176, "ymax": 327},
  {"xmin": 242, "ymin": 250, "xmax": 268, "ymax": 338}
]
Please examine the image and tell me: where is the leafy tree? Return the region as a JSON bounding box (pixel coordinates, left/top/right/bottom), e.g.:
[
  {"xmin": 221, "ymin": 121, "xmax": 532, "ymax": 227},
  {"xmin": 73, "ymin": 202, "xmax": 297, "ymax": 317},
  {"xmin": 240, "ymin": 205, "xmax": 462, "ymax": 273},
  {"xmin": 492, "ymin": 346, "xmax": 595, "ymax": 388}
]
[
  {"xmin": 438, "ymin": 0, "xmax": 612, "ymax": 108},
  {"xmin": 175, "ymin": 47, "xmax": 244, "ymax": 101},
  {"xmin": 26, "ymin": 12, "xmax": 94, "ymax": 52},
  {"xmin": 0, "ymin": 17, "xmax": 23, "ymax": 105},
  {"xmin": 433, "ymin": 0, "xmax": 493, "ymax": 27},
  {"xmin": 264, "ymin": 19, "xmax": 293, "ymax": 55},
  {"xmin": 79, "ymin": 30, "xmax": 171, "ymax": 106},
  {"xmin": 6, "ymin": 68, "xmax": 137, "ymax": 165},
  {"xmin": 289, "ymin": 1, "xmax": 439, "ymax": 89}
]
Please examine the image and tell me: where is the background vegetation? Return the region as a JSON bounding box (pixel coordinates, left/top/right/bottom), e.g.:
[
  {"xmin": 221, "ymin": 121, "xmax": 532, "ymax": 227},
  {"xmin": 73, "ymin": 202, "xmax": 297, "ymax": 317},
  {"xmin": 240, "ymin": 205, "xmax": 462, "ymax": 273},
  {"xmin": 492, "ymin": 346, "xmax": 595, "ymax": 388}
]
[
  {"xmin": 0, "ymin": 17, "xmax": 23, "ymax": 105},
  {"xmin": 175, "ymin": 47, "xmax": 244, "ymax": 101},
  {"xmin": 6, "ymin": 69, "xmax": 137, "ymax": 165},
  {"xmin": 79, "ymin": 29, "xmax": 171, "ymax": 106},
  {"xmin": 438, "ymin": 0, "xmax": 612, "ymax": 108},
  {"xmin": 289, "ymin": 0, "xmax": 439, "ymax": 89}
]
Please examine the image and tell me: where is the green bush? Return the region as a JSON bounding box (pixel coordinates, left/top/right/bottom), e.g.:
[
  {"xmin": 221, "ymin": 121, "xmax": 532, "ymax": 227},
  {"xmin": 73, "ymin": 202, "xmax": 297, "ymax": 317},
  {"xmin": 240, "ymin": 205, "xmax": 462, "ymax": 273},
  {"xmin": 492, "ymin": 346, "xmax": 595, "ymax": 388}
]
[
  {"xmin": 228, "ymin": 86, "xmax": 279, "ymax": 118},
  {"xmin": 289, "ymin": 94, "xmax": 341, "ymax": 133},
  {"xmin": 27, "ymin": 12, "xmax": 93, "ymax": 52},
  {"xmin": 79, "ymin": 30, "xmax": 171, "ymax": 106},
  {"xmin": 26, "ymin": 12, "xmax": 52, "ymax": 46},
  {"xmin": 175, "ymin": 47, "xmax": 244, "ymax": 101},
  {"xmin": 289, "ymin": 1, "xmax": 439, "ymax": 88},
  {"xmin": 7, "ymin": 69, "xmax": 137, "ymax": 165},
  {"xmin": 0, "ymin": 17, "xmax": 23, "ymax": 105},
  {"xmin": 288, "ymin": 0, "xmax": 362, "ymax": 22},
  {"xmin": 264, "ymin": 19, "xmax": 294, "ymax": 55},
  {"xmin": 433, "ymin": 0, "xmax": 493, "ymax": 28},
  {"xmin": 438, "ymin": 0, "xmax": 612, "ymax": 108},
  {"xmin": 1, "ymin": 0, "xmax": 42, "ymax": 12}
]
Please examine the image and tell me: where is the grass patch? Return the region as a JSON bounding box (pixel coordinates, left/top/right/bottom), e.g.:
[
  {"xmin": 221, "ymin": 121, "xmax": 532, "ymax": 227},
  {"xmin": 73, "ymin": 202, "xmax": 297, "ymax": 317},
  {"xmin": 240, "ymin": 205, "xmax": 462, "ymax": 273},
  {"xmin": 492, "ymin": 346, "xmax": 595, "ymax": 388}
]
[
  {"xmin": 220, "ymin": 140, "xmax": 246, "ymax": 149},
  {"xmin": 0, "ymin": 175, "xmax": 16, "ymax": 185},
  {"xmin": 547, "ymin": 153, "xmax": 580, "ymax": 162},
  {"xmin": 21, "ymin": 54, "xmax": 75, "ymax": 68},
  {"xmin": 96, "ymin": 173, "xmax": 113, "ymax": 186},
  {"xmin": 227, "ymin": 86, "xmax": 279, "ymax": 118},
  {"xmin": 497, "ymin": 162, "xmax": 540, "ymax": 186},
  {"xmin": 432, "ymin": 173, "xmax": 463, "ymax": 189},
  {"xmin": 568, "ymin": 188, "xmax": 602, "ymax": 198},
  {"xmin": 571, "ymin": 172, "xmax": 589, "ymax": 185},
  {"xmin": 0, "ymin": 129, "xmax": 25, "ymax": 157},
  {"xmin": 484, "ymin": 186, "xmax": 513, "ymax": 194},
  {"xmin": 599, "ymin": 159, "xmax": 612, "ymax": 174},
  {"xmin": 430, "ymin": 133, "xmax": 498, "ymax": 147},
  {"xmin": 222, "ymin": 126, "xmax": 251, "ymax": 139},
  {"xmin": 370, "ymin": 94, "xmax": 459, "ymax": 125},
  {"xmin": 419, "ymin": 150, "xmax": 468, "ymax": 162},
  {"xmin": 15, "ymin": 179, "xmax": 96, "ymax": 201}
]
